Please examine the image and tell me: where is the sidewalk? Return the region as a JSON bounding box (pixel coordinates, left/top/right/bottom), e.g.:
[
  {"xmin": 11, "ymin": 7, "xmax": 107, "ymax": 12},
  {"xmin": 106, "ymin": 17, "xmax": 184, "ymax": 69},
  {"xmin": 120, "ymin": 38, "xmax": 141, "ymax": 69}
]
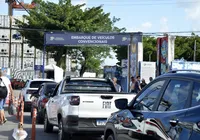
[{"xmin": 0, "ymin": 109, "xmax": 22, "ymax": 140}]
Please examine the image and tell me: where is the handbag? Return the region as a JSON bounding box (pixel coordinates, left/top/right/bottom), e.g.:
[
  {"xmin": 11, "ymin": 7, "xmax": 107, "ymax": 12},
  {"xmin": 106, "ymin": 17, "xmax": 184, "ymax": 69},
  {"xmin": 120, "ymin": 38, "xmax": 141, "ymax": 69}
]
[
  {"xmin": 8, "ymin": 102, "xmax": 17, "ymax": 115},
  {"xmin": 0, "ymin": 78, "xmax": 8, "ymax": 99}
]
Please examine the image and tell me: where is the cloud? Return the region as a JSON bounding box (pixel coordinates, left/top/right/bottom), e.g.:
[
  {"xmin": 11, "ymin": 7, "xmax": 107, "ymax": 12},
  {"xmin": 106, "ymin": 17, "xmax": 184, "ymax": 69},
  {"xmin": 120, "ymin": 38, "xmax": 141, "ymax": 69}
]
[
  {"xmin": 141, "ymin": 22, "xmax": 152, "ymax": 29},
  {"xmin": 127, "ymin": 21, "xmax": 152, "ymax": 32},
  {"xmin": 160, "ymin": 17, "xmax": 169, "ymax": 32},
  {"xmin": 177, "ymin": 0, "xmax": 200, "ymax": 30}
]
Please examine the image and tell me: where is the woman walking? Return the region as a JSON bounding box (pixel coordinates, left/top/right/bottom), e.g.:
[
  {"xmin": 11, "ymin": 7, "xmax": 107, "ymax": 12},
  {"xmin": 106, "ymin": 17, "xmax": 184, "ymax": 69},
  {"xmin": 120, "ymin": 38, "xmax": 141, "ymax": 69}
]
[{"xmin": 0, "ymin": 71, "xmax": 14, "ymax": 125}]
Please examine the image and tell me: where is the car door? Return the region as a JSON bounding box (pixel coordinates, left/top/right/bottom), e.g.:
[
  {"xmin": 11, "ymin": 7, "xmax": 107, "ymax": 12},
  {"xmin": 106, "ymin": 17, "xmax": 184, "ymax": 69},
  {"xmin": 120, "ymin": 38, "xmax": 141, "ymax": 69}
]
[
  {"xmin": 48, "ymin": 82, "xmax": 61, "ymax": 125},
  {"xmin": 145, "ymin": 79, "xmax": 192, "ymax": 140},
  {"xmin": 185, "ymin": 81, "xmax": 200, "ymax": 140},
  {"xmin": 115, "ymin": 79, "xmax": 167, "ymax": 140},
  {"xmin": 37, "ymin": 85, "xmax": 45, "ymax": 111}
]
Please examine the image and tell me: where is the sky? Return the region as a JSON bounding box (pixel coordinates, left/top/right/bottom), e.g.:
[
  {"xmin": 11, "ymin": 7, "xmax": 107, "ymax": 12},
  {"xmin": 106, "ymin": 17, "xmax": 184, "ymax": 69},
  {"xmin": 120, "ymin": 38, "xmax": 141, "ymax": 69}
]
[{"xmin": 0, "ymin": 0, "xmax": 200, "ymax": 66}]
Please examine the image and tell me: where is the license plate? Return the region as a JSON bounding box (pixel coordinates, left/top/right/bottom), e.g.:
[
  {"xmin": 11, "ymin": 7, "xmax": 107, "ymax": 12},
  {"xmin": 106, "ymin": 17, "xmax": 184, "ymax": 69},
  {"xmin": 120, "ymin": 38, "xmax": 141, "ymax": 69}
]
[
  {"xmin": 102, "ymin": 101, "xmax": 111, "ymax": 109},
  {"xmin": 96, "ymin": 120, "xmax": 107, "ymax": 126}
]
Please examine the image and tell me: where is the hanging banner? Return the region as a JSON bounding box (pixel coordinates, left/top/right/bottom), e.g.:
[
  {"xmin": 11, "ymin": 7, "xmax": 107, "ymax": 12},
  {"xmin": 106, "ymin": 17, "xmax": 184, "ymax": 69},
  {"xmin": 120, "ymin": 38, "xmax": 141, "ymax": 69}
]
[
  {"xmin": 45, "ymin": 32, "xmax": 132, "ymax": 46},
  {"xmin": 130, "ymin": 35, "xmax": 143, "ymax": 77},
  {"xmin": 156, "ymin": 35, "xmax": 175, "ymax": 75},
  {"xmin": 156, "ymin": 38, "xmax": 161, "ymax": 76},
  {"xmin": 160, "ymin": 37, "xmax": 168, "ymax": 75}
]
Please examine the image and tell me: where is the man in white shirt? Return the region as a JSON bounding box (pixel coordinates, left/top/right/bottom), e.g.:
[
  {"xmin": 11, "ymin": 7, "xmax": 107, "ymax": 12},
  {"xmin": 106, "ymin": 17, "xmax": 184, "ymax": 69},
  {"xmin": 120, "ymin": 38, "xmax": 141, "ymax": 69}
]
[{"xmin": 112, "ymin": 77, "xmax": 121, "ymax": 92}]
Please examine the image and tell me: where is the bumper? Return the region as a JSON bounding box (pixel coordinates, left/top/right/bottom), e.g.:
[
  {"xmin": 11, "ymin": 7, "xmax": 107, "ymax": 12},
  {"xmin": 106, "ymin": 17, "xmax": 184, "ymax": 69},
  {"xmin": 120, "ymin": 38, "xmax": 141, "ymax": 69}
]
[{"xmin": 63, "ymin": 115, "xmax": 106, "ymax": 134}]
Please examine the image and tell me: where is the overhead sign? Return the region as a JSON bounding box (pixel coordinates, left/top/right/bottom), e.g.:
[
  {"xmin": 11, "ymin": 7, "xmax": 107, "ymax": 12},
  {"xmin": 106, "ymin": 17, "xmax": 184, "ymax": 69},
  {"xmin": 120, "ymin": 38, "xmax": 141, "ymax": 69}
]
[
  {"xmin": 34, "ymin": 65, "xmax": 44, "ymax": 71},
  {"xmin": 45, "ymin": 32, "xmax": 135, "ymax": 46}
]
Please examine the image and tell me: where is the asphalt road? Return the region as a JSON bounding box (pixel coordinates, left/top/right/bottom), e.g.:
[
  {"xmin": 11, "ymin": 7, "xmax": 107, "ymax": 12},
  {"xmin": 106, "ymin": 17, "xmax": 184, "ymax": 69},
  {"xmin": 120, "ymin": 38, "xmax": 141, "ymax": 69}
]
[{"xmin": 0, "ymin": 90, "xmax": 103, "ymax": 140}]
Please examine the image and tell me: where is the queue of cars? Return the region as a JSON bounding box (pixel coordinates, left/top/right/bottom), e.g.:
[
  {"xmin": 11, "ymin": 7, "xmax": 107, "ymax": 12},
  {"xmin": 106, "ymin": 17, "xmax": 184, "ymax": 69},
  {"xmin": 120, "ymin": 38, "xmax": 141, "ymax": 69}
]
[{"xmin": 18, "ymin": 70, "xmax": 200, "ymax": 140}]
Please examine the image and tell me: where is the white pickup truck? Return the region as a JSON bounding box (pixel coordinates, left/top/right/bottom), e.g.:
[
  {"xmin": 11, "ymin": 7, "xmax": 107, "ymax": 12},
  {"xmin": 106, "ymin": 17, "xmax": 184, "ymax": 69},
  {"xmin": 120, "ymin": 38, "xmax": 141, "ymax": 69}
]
[{"xmin": 44, "ymin": 77, "xmax": 136, "ymax": 140}]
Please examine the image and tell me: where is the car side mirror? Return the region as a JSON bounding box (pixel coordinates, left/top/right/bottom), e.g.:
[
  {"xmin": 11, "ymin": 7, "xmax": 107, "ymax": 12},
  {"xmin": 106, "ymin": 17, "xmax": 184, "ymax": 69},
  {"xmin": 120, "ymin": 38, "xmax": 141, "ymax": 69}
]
[{"xmin": 115, "ymin": 98, "xmax": 128, "ymax": 110}]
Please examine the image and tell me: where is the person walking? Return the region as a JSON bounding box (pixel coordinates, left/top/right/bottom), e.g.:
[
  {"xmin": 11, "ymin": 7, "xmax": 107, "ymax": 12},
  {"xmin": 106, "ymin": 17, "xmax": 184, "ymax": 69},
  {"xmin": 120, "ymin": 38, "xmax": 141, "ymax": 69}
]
[
  {"xmin": 130, "ymin": 76, "xmax": 136, "ymax": 93},
  {"xmin": 0, "ymin": 71, "xmax": 14, "ymax": 125},
  {"xmin": 134, "ymin": 76, "xmax": 142, "ymax": 94},
  {"xmin": 149, "ymin": 77, "xmax": 153, "ymax": 82},
  {"xmin": 140, "ymin": 78, "xmax": 147, "ymax": 89},
  {"xmin": 112, "ymin": 77, "xmax": 121, "ymax": 92}
]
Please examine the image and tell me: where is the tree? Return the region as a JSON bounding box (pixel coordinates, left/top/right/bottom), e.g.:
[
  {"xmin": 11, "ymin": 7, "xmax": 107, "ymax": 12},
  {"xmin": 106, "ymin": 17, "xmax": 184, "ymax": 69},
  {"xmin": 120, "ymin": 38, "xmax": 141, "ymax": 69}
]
[
  {"xmin": 143, "ymin": 36, "xmax": 157, "ymax": 62},
  {"xmin": 175, "ymin": 34, "xmax": 200, "ymax": 61},
  {"xmin": 16, "ymin": 0, "xmax": 124, "ymax": 76}
]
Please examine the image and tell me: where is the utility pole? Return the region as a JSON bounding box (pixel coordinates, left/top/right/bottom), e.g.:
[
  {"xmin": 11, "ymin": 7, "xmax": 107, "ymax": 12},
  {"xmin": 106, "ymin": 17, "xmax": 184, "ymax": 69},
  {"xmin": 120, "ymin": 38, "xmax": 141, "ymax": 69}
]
[
  {"xmin": 14, "ymin": 43, "xmax": 17, "ymax": 69},
  {"xmin": 194, "ymin": 40, "xmax": 197, "ymax": 61},
  {"xmin": 8, "ymin": 0, "xmax": 13, "ymax": 68}
]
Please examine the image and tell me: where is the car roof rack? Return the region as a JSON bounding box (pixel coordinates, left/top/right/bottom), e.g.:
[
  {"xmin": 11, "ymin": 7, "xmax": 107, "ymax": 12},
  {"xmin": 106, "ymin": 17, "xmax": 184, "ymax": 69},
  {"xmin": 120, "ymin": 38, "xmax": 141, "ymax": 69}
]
[{"xmin": 168, "ymin": 69, "xmax": 200, "ymax": 73}]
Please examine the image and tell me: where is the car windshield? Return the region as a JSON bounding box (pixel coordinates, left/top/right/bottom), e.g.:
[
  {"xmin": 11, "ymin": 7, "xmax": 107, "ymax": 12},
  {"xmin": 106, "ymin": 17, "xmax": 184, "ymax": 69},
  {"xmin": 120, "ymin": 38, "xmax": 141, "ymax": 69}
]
[
  {"xmin": 30, "ymin": 81, "xmax": 54, "ymax": 88},
  {"xmin": 63, "ymin": 80, "xmax": 115, "ymax": 92}
]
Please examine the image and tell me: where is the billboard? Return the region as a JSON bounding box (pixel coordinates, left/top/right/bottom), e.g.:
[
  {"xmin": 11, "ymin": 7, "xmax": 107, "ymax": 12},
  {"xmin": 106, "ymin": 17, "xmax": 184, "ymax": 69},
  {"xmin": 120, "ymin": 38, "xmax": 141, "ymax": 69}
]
[
  {"xmin": 156, "ymin": 36, "xmax": 175, "ymax": 75},
  {"xmin": 140, "ymin": 62, "xmax": 156, "ymax": 83}
]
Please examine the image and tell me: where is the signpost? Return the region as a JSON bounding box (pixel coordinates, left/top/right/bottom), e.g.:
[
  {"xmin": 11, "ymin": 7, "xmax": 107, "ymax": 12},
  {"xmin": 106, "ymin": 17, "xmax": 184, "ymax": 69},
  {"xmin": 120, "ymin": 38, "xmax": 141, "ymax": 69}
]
[
  {"xmin": 44, "ymin": 32, "xmax": 142, "ymax": 92},
  {"xmin": 45, "ymin": 32, "xmax": 131, "ymax": 46}
]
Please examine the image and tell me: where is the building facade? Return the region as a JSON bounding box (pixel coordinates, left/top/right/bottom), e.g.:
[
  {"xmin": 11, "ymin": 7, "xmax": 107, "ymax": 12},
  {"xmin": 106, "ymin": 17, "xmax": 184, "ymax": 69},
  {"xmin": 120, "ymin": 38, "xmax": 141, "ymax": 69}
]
[{"xmin": 0, "ymin": 15, "xmax": 58, "ymax": 80}]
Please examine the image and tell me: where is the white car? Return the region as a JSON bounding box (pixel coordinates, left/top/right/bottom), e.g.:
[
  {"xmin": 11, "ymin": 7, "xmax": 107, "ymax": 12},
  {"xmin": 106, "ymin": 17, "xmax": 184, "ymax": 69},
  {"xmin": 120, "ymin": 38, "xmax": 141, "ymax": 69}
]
[
  {"xmin": 20, "ymin": 78, "xmax": 55, "ymax": 111},
  {"xmin": 44, "ymin": 77, "xmax": 136, "ymax": 140}
]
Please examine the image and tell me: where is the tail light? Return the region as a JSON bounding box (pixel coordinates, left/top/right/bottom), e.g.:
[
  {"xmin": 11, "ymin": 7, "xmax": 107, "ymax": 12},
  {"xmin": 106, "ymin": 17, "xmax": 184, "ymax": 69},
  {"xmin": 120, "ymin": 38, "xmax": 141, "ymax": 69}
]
[
  {"xmin": 41, "ymin": 98, "xmax": 49, "ymax": 107},
  {"xmin": 69, "ymin": 96, "xmax": 80, "ymax": 106}
]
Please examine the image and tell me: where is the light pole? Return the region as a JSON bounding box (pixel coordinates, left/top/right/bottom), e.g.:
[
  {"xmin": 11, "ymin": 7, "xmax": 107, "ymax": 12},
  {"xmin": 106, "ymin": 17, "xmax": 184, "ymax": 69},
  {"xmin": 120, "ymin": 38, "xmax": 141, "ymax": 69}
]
[
  {"xmin": 149, "ymin": 52, "xmax": 152, "ymax": 62},
  {"xmin": 8, "ymin": 0, "xmax": 13, "ymax": 68},
  {"xmin": 194, "ymin": 40, "xmax": 197, "ymax": 62}
]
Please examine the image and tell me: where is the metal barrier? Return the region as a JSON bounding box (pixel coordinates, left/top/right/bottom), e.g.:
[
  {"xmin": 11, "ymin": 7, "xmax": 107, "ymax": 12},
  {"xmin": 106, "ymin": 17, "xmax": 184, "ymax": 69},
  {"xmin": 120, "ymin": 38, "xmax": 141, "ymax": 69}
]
[{"xmin": 12, "ymin": 95, "xmax": 27, "ymax": 140}]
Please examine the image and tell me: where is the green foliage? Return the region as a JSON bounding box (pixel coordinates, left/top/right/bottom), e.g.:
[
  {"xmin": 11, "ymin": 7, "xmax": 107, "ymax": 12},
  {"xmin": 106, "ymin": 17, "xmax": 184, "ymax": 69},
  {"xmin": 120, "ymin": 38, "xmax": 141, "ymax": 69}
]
[
  {"xmin": 16, "ymin": 0, "xmax": 124, "ymax": 76},
  {"xmin": 143, "ymin": 36, "xmax": 157, "ymax": 62},
  {"xmin": 114, "ymin": 34, "xmax": 200, "ymax": 65},
  {"xmin": 175, "ymin": 34, "xmax": 200, "ymax": 61}
]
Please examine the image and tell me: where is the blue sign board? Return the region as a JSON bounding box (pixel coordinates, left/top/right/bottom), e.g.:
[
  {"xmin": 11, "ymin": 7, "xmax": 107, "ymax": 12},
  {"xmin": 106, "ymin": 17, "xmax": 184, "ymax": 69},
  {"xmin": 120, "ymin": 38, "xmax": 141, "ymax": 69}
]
[
  {"xmin": 45, "ymin": 32, "xmax": 136, "ymax": 46},
  {"xmin": 34, "ymin": 65, "xmax": 44, "ymax": 71}
]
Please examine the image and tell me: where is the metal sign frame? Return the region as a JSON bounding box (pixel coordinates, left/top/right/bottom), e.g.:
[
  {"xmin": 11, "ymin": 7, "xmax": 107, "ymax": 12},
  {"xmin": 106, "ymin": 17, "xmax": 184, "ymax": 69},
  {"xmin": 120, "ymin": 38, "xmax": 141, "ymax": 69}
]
[{"xmin": 43, "ymin": 31, "xmax": 143, "ymax": 92}]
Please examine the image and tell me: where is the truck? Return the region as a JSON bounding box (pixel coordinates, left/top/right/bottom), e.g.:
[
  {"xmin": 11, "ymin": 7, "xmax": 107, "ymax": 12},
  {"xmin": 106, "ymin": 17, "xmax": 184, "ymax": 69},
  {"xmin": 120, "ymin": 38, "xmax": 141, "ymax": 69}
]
[{"xmin": 44, "ymin": 76, "xmax": 136, "ymax": 140}]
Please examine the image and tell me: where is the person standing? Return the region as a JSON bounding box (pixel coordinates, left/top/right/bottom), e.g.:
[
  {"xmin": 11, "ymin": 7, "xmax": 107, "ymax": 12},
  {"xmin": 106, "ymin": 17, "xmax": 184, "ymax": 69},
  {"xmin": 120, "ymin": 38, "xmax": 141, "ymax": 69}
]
[
  {"xmin": 149, "ymin": 77, "xmax": 153, "ymax": 82},
  {"xmin": 130, "ymin": 76, "xmax": 136, "ymax": 93},
  {"xmin": 0, "ymin": 71, "xmax": 14, "ymax": 125},
  {"xmin": 140, "ymin": 79, "xmax": 147, "ymax": 89},
  {"xmin": 134, "ymin": 76, "xmax": 142, "ymax": 93},
  {"xmin": 112, "ymin": 77, "xmax": 121, "ymax": 92}
]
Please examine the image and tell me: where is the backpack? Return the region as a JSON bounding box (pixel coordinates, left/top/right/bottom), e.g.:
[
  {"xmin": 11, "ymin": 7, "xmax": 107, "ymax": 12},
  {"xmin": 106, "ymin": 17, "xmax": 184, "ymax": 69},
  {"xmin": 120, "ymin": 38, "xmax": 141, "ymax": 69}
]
[{"xmin": 0, "ymin": 78, "xmax": 8, "ymax": 99}]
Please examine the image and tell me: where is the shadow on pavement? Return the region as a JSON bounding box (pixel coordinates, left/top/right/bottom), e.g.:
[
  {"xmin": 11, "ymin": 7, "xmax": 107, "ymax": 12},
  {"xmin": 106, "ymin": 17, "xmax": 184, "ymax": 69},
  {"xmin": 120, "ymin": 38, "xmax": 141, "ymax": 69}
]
[
  {"xmin": 0, "ymin": 130, "xmax": 14, "ymax": 140},
  {"xmin": 30, "ymin": 127, "xmax": 102, "ymax": 140}
]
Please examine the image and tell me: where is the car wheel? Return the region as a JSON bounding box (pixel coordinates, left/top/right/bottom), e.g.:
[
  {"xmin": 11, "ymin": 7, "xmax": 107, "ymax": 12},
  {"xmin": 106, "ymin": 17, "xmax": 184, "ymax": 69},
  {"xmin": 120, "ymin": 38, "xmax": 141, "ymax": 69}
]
[
  {"xmin": 44, "ymin": 112, "xmax": 53, "ymax": 133},
  {"xmin": 58, "ymin": 118, "xmax": 71, "ymax": 140},
  {"xmin": 107, "ymin": 134, "xmax": 115, "ymax": 140}
]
